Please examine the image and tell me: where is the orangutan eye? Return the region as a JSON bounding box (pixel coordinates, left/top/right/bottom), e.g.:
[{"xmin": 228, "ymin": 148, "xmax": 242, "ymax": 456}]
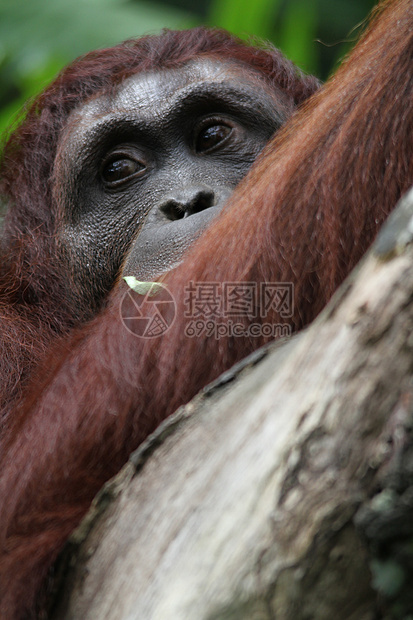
[
  {"xmin": 101, "ymin": 154, "xmax": 145, "ymax": 186},
  {"xmin": 195, "ymin": 123, "xmax": 232, "ymax": 153}
]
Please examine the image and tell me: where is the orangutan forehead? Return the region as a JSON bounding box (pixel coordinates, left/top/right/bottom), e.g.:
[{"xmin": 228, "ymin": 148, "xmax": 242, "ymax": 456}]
[{"xmin": 69, "ymin": 58, "xmax": 291, "ymax": 127}]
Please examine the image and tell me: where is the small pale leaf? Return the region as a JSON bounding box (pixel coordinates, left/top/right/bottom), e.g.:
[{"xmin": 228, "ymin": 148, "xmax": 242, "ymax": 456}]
[{"xmin": 123, "ymin": 277, "xmax": 163, "ymax": 296}]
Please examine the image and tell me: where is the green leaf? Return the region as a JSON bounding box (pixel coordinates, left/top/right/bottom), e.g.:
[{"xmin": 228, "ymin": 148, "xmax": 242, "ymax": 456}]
[{"xmin": 123, "ymin": 277, "xmax": 164, "ymax": 296}]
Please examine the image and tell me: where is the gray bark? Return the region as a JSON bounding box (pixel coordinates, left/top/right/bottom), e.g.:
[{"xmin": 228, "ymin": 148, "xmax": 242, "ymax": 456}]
[{"xmin": 50, "ymin": 189, "xmax": 413, "ymax": 620}]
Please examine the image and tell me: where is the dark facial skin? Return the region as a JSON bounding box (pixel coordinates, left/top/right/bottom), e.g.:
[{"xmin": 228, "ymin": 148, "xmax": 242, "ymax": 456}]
[{"xmin": 54, "ymin": 59, "xmax": 293, "ymax": 312}]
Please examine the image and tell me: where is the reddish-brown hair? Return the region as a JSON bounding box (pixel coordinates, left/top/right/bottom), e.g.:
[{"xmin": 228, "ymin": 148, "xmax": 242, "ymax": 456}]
[{"xmin": 2, "ymin": 2, "xmax": 413, "ymax": 617}]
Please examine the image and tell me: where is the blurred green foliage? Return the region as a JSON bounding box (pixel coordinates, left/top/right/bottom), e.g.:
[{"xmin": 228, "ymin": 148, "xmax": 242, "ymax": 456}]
[
  {"xmin": 209, "ymin": 0, "xmax": 377, "ymax": 76},
  {"xmin": 0, "ymin": 0, "xmax": 377, "ymax": 136},
  {"xmin": 0, "ymin": 0, "xmax": 194, "ymax": 134}
]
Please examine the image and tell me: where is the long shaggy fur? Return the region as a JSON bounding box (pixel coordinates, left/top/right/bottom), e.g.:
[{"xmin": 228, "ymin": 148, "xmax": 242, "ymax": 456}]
[{"xmin": 1, "ymin": 1, "xmax": 413, "ymax": 617}]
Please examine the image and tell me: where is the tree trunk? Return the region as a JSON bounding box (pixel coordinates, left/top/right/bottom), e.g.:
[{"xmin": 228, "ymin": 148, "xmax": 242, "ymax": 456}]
[{"xmin": 50, "ymin": 190, "xmax": 413, "ymax": 620}]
